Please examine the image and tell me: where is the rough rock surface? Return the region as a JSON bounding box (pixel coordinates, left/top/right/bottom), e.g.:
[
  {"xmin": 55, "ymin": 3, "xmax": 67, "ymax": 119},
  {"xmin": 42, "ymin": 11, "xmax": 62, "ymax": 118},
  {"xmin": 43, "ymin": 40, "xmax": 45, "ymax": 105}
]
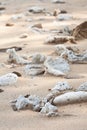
[{"xmin": 72, "ymin": 21, "xmax": 87, "ymax": 40}]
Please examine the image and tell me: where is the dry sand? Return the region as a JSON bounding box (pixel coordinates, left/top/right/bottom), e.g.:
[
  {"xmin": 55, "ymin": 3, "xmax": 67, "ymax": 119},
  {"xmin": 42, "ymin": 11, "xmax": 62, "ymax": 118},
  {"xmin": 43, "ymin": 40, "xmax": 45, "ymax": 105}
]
[{"xmin": 0, "ymin": 0, "xmax": 87, "ymax": 130}]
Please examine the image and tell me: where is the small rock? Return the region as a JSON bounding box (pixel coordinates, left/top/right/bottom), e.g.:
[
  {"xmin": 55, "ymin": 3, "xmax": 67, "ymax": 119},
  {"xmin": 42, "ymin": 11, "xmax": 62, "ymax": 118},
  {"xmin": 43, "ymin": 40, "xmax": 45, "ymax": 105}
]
[
  {"xmin": 31, "ymin": 23, "xmax": 43, "ymax": 29},
  {"xmin": 60, "ymin": 10, "xmax": 67, "ymax": 14},
  {"xmin": 5, "ymin": 23, "xmax": 14, "ymax": 27},
  {"xmin": 12, "ymin": 71, "xmax": 22, "ymax": 77},
  {"xmin": 19, "ymin": 33, "xmax": 28, "ymax": 38},
  {"xmin": 72, "ymin": 21, "xmax": 87, "ymax": 40},
  {"xmin": 0, "ymin": 89, "xmax": 4, "ymax": 93},
  {"xmin": 52, "ymin": 0, "xmax": 65, "ymax": 4},
  {"xmin": 0, "ymin": 7, "xmax": 6, "ymax": 11}
]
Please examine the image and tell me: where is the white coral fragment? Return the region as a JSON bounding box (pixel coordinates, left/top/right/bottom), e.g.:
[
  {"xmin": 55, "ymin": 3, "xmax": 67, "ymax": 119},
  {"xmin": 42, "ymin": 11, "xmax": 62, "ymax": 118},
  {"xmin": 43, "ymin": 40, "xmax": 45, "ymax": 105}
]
[
  {"xmin": 0, "ymin": 73, "xmax": 18, "ymax": 86},
  {"xmin": 40, "ymin": 102, "xmax": 58, "ymax": 116},
  {"xmin": 51, "ymin": 81, "xmax": 72, "ymax": 91},
  {"xmin": 77, "ymin": 82, "xmax": 87, "ymax": 91},
  {"xmin": 53, "ymin": 91, "xmax": 87, "ymax": 105},
  {"xmin": 44, "ymin": 57, "xmax": 70, "ymax": 76},
  {"xmin": 7, "ymin": 48, "xmax": 29, "ymax": 65}
]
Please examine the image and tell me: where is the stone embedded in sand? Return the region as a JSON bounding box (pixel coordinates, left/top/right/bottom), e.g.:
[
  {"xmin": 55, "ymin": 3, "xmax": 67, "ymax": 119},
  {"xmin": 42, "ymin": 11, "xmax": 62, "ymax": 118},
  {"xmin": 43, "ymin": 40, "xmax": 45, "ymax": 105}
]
[
  {"xmin": 60, "ymin": 10, "xmax": 67, "ymax": 14},
  {"xmin": 5, "ymin": 23, "xmax": 14, "ymax": 27},
  {"xmin": 24, "ymin": 64, "xmax": 45, "ymax": 76},
  {"xmin": 7, "ymin": 48, "xmax": 30, "ymax": 65},
  {"xmin": 28, "ymin": 6, "xmax": 45, "ymax": 13},
  {"xmin": 51, "ymin": 81, "xmax": 72, "ymax": 92},
  {"xmin": 0, "ymin": 73, "xmax": 18, "ymax": 86},
  {"xmin": 77, "ymin": 82, "xmax": 87, "ymax": 91},
  {"xmin": 40, "ymin": 102, "xmax": 58, "ymax": 117},
  {"xmin": 53, "ymin": 9, "xmax": 61, "ymax": 16},
  {"xmin": 57, "ymin": 14, "xmax": 73, "ymax": 21},
  {"xmin": 19, "ymin": 33, "xmax": 28, "ymax": 38},
  {"xmin": 31, "ymin": 23, "xmax": 43, "ymax": 29},
  {"xmin": 72, "ymin": 21, "xmax": 87, "ymax": 40},
  {"xmin": 0, "ymin": 7, "xmax": 6, "ymax": 11},
  {"xmin": 52, "ymin": 0, "xmax": 65, "ymax": 4},
  {"xmin": 12, "ymin": 71, "xmax": 22, "ymax": 77},
  {"xmin": 0, "ymin": 46, "xmax": 22, "ymax": 52},
  {"xmin": 0, "ymin": 89, "xmax": 4, "ymax": 93},
  {"xmin": 53, "ymin": 91, "xmax": 87, "ymax": 105},
  {"xmin": 45, "ymin": 35, "xmax": 75, "ymax": 44},
  {"xmin": 44, "ymin": 57, "xmax": 70, "ymax": 76}
]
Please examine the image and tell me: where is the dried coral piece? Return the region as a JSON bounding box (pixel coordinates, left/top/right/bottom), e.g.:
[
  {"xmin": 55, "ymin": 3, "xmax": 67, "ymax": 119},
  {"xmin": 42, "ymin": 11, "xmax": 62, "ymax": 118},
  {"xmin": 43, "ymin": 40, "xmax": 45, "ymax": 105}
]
[
  {"xmin": 55, "ymin": 45, "xmax": 87, "ymax": 63},
  {"xmin": 45, "ymin": 35, "xmax": 75, "ymax": 44},
  {"xmin": 7, "ymin": 48, "xmax": 29, "ymax": 65},
  {"xmin": 52, "ymin": 0, "xmax": 65, "ymax": 4},
  {"xmin": 53, "ymin": 91, "xmax": 87, "ymax": 105},
  {"xmin": 0, "ymin": 73, "xmax": 18, "ymax": 86},
  {"xmin": 24, "ymin": 64, "xmax": 45, "ymax": 76},
  {"xmin": 51, "ymin": 81, "xmax": 72, "ymax": 92},
  {"xmin": 44, "ymin": 57, "xmax": 70, "ymax": 76}
]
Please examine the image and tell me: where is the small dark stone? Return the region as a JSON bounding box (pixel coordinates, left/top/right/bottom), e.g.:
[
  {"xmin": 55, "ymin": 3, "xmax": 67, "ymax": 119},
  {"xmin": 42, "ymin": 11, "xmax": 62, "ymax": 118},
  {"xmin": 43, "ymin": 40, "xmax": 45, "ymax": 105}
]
[
  {"xmin": 12, "ymin": 71, "xmax": 22, "ymax": 77},
  {"xmin": 0, "ymin": 89, "xmax": 4, "ymax": 93},
  {"xmin": 0, "ymin": 7, "xmax": 6, "ymax": 11}
]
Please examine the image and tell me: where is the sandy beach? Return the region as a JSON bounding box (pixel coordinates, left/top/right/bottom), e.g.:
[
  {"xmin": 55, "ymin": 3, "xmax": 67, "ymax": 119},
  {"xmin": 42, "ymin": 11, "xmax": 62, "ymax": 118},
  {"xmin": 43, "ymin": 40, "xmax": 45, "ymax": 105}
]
[{"xmin": 0, "ymin": 0, "xmax": 87, "ymax": 130}]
